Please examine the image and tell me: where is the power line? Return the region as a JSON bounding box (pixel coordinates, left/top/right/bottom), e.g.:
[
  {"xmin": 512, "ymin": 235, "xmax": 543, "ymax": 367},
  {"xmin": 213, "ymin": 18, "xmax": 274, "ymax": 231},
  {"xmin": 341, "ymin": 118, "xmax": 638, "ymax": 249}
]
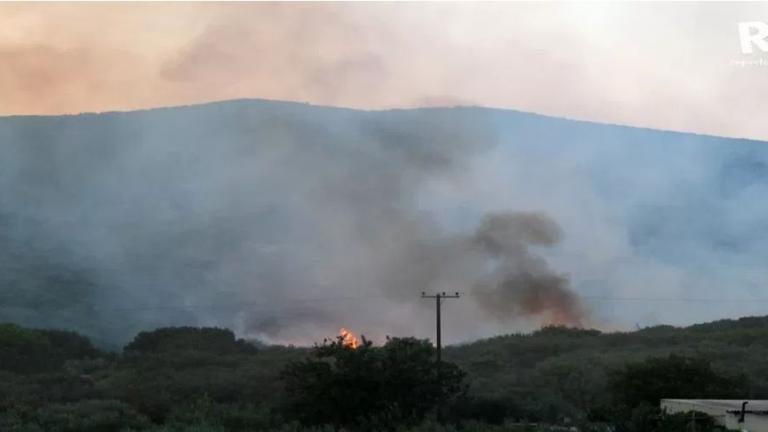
[
  {"xmin": 0, "ymin": 294, "xmax": 394, "ymax": 313},
  {"xmin": 5, "ymin": 292, "xmax": 768, "ymax": 315},
  {"xmin": 101, "ymin": 294, "xmax": 393, "ymax": 312},
  {"xmin": 464, "ymin": 290, "xmax": 768, "ymax": 303},
  {"xmin": 582, "ymin": 296, "xmax": 768, "ymax": 303}
]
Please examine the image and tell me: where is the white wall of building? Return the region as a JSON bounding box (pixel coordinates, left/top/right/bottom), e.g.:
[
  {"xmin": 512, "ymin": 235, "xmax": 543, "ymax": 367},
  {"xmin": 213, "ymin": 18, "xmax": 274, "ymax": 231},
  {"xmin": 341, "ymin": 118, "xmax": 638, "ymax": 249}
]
[{"xmin": 661, "ymin": 399, "xmax": 768, "ymax": 432}]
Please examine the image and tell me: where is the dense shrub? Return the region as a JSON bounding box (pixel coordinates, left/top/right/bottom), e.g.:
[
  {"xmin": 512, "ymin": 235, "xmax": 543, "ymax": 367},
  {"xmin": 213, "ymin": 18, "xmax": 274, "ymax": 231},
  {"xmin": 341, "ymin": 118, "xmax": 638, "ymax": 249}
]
[
  {"xmin": 123, "ymin": 327, "xmax": 257, "ymax": 355},
  {"xmin": 1, "ymin": 399, "xmax": 151, "ymax": 432},
  {"xmin": 609, "ymin": 354, "xmax": 747, "ymax": 408},
  {"xmin": 2, "ymin": 319, "xmax": 767, "ymax": 431},
  {"xmin": 0, "ymin": 323, "xmax": 102, "ymax": 374},
  {"xmin": 163, "ymin": 397, "xmax": 274, "ymax": 431},
  {"xmin": 281, "ymin": 336, "xmax": 466, "ymax": 428}
]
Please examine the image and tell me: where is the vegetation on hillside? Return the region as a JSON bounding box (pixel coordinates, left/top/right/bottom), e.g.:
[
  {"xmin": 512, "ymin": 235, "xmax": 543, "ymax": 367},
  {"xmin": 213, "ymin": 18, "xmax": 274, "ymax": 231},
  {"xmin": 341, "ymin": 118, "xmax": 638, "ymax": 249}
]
[{"xmin": 2, "ymin": 317, "xmax": 765, "ymax": 431}]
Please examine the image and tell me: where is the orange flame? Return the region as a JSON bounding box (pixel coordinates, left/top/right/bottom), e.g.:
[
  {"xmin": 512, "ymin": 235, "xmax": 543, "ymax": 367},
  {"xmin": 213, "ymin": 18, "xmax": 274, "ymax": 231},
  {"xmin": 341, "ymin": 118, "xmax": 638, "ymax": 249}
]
[{"xmin": 338, "ymin": 327, "xmax": 359, "ymax": 349}]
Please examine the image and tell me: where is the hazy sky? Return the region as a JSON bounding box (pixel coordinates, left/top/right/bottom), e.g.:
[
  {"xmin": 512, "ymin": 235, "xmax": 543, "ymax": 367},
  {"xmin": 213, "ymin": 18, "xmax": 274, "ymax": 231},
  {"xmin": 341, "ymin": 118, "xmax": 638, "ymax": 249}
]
[{"xmin": 2, "ymin": 2, "xmax": 768, "ymax": 140}]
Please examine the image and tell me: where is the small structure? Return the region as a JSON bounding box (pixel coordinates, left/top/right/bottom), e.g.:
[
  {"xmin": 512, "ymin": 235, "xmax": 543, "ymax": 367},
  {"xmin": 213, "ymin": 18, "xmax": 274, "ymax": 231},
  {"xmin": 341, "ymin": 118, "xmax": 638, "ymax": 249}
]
[{"xmin": 661, "ymin": 399, "xmax": 768, "ymax": 431}]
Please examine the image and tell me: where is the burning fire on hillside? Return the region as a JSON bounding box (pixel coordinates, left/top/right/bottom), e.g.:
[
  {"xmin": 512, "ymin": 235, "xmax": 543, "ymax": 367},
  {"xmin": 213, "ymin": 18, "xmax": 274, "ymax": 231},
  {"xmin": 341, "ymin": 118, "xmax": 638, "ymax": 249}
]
[{"xmin": 339, "ymin": 327, "xmax": 359, "ymax": 349}]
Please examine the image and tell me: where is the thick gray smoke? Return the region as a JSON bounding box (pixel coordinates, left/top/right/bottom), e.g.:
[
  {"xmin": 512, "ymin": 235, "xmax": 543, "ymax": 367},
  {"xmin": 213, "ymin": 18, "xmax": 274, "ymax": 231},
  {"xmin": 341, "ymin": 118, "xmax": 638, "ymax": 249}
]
[
  {"xmin": 471, "ymin": 213, "xmax": 585, "ymax": 326},
  {"xmin": 0, "ymin": 100, "xmax": 586, "ymax": 346},
  {"xmin": 5, "ymin": 99, "xmax": 765, "ymax": 345},
  {"xmin": 347, "ymin": 210, "xmax": 587, "ymax": 329}
]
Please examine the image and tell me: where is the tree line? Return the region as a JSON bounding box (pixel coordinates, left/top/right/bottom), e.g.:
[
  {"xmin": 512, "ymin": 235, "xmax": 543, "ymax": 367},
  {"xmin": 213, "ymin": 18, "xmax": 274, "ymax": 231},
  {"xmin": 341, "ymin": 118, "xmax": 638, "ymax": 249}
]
[{"xmin": 3, "ymin": 316, "xmax": 767, "ymax": 431}]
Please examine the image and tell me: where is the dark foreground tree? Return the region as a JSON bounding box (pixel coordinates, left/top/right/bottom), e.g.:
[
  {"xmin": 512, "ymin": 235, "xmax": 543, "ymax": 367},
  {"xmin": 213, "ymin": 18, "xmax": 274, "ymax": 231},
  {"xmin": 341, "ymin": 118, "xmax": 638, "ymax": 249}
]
[{"xmin": 280, "ymin": 335, "xmax": 465, "ymax": 428}]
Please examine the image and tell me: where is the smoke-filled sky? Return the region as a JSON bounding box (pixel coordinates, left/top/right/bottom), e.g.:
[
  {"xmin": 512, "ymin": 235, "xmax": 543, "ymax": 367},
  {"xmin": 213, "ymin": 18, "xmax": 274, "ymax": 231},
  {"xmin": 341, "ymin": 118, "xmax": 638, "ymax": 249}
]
[
  {"xmin": 2, "ymin": 2, "xmax": 768, "ymax": 140},
  {"xmin": 3, "ymin": 3, "xmax": 768, "ymax": 347}
]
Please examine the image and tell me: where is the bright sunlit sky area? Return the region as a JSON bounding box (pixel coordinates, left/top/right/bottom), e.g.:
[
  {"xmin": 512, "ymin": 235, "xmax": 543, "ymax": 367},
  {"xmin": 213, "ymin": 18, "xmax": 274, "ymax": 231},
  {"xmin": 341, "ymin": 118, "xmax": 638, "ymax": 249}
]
[{"xmin": 1, "ymin": 2, "xmax": 768, "ymax": 140}]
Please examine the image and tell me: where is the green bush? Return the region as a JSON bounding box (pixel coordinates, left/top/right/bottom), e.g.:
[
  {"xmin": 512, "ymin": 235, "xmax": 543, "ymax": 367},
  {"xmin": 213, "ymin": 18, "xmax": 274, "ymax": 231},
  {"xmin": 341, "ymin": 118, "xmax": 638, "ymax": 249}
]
[
  {"xmin": 281, "ymin": 336, "xmax": 466, "ymax": 428},
  {"xmin": 1, "ymin": 399, "xmax": 151, "ymax": 432},
  {"xmin": 123, "ymin": 327, "xmax": 257, "ymax": 355},
  {"xmin": 0, "ymin": 323, "xmax": 102, "ymax": 374},
  {"xmin": 164, "ymin": 396, "xmax": 274, "ymax": 431}
]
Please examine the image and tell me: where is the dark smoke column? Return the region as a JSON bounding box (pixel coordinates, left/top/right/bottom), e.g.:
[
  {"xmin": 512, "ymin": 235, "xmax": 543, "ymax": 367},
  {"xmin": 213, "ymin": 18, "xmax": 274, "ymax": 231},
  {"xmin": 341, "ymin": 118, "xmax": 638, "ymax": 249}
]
[{"xmin": 470, "ymin": 212, "xmax": 586, "ymax": 327}]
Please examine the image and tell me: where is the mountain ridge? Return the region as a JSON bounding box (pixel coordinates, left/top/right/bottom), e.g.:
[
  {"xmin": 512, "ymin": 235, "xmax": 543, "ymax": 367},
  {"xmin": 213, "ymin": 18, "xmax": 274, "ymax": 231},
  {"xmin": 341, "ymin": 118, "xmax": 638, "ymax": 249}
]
[{"xmin": 2, "ymin": 97, "xmax": 763, "ymax": 144}]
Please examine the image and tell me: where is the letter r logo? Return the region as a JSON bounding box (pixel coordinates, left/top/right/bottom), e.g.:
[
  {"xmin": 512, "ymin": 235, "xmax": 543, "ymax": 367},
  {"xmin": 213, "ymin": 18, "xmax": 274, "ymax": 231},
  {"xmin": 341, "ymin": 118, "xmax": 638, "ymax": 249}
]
[{"xmin": 739, "ymin": 22, "xmax": 768, "ymax": 54}]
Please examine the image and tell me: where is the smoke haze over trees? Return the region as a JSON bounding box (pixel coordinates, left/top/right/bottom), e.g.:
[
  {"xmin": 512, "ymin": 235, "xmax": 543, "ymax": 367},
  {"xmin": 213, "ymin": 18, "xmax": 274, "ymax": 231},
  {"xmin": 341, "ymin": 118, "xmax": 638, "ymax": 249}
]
[{"xmin": 1, "ymin": 99, "xmax": 768, "ymax": 345}]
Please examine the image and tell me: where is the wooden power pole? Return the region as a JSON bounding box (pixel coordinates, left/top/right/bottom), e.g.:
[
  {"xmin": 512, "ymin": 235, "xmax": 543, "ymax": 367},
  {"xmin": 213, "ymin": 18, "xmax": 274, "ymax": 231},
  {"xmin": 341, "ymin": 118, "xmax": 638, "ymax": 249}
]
[{"xmin": 421, "ymin": 291, "xmax": 460, "ymax": 363}]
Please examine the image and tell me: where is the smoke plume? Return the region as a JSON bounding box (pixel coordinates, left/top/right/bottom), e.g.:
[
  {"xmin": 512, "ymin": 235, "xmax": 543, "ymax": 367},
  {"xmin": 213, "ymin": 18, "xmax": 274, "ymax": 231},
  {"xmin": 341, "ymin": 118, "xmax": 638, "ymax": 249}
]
[
  {"xmin": 471, "ymin": 213, "xmax": 585, "ymax": 326},
  {"xmin": 0, "ymin": 100, "xmax": 590, "ymax": 345}
]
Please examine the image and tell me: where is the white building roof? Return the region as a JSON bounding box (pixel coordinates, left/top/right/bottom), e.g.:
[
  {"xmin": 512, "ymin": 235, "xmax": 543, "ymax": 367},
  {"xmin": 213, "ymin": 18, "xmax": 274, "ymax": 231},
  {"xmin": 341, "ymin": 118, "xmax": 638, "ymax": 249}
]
[{"xmin": 662, "ymin": 399, "xmax": 768, "ymax": 413}]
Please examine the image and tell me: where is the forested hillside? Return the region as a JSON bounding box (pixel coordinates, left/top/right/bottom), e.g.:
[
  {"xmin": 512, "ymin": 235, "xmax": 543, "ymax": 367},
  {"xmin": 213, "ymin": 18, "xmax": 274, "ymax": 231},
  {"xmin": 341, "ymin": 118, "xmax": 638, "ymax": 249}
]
[{"xmin": 1, "ymin": 316, "xmax": 765, "ymax": 431}]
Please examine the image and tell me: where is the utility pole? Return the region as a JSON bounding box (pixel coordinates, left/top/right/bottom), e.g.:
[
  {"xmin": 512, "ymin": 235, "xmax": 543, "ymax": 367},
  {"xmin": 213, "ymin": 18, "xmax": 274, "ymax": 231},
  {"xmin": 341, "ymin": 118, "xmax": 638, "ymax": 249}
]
[
  {"xmin": 422, "ymin": 291, "xmax": 460, "ymax": 424},
  {"xmin": 421, "ymin": 291, "xmax": 460, "ymax": 363},
  {"xmin": 690, "ymin": 410, "xmax": 696, "ymax": 432}
]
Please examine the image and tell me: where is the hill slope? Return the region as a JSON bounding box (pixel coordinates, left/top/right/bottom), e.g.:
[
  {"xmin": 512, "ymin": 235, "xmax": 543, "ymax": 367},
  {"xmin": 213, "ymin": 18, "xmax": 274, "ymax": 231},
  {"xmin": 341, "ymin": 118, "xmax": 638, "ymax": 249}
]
[{"xmin": 1, "ymin": 99, "xmax": 768, "ymax": 345}]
